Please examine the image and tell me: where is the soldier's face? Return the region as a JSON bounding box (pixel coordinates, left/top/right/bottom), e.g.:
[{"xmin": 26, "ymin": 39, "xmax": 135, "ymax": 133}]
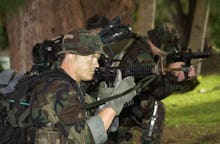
[
  {"xmin": 73, "ymin": 53, "xmax": 100, "ymax": 81},
  {"xmin": 168, "ymin": 62, "xmax": 185, "ymax": 81}
]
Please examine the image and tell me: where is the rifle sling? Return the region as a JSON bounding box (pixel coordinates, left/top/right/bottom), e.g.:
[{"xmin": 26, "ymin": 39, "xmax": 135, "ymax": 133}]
[
  {"xmin": 83, "ymin": 75, "xmax": 156, "ymax": 110},
  {"xmin": 112, "ymin": 38, "xmax": 136, "ymax": 67}
]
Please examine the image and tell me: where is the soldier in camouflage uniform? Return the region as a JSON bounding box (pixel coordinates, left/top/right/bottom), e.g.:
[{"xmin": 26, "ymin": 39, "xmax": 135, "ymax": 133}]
[
  {"xmin": 107, "ymin": 24, "xmax": 197, "ymax": 144},
  {"xmin": 86, "ymin": 16, "xmax": 198, "ymax": 144},
  {"xmin": 30, "ymin": 29, "xmax": 137, "ymax": 144}
]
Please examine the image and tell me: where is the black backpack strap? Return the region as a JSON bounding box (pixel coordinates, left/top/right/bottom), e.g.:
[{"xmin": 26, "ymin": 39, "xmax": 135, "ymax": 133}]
[{"xmin": 84, "ymin": 75, "xmax": 156, "ymax": 110}]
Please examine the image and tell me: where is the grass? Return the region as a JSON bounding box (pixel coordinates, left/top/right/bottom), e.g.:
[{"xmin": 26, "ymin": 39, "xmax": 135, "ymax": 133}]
[{"xmin": 162, "ymin": 74, "xmax": 220, "ymax": 126}]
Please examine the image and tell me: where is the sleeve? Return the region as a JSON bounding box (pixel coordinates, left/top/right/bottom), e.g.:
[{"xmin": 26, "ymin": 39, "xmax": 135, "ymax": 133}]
[
  {"xmin": 31, "ymin": 79, "xmax": 107, "ymax": 144},
  {"xmin": 148, "ymin": 74, "xmax": 199, "ymax": 100},
  {"xmin": 147, "ymin": 75, "xmax": 178, "ymax": 100}
]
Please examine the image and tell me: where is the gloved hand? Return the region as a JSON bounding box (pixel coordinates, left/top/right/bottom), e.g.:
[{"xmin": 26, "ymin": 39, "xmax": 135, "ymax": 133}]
[
  {"xmin": 97, "ymin": 69, "xmax": 124, "ymax": 100},
  {"xmin": 97, "ymin": 81, "xmax": 113, "ymax": 100},
  {"xmin": 102, "ymin": 70, "xmax": 136, "ymax": 115}
]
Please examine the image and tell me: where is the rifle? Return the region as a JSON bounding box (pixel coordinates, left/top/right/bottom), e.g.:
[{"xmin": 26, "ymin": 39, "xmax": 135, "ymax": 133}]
[
  {"xmin": 165, "ymin": 49, "xmax": 211, "ymax": 77},
  {"xmin": 96, "ymin": 65, "xmax": 158, "ymax": 85},
  {"xmin": 85, "ymin": 50, "xmax": 210, "ymax": 109},
  {"xmin": 91, "ymin": 58, "xmax": 161, "ymax": 87},
  {"xmin": 91, "ymin": 49, "xmax": 210, "ymax": 86},
  {"xmin": 166, "ymin": 49, "xmax": 210, "ymax": 66}
]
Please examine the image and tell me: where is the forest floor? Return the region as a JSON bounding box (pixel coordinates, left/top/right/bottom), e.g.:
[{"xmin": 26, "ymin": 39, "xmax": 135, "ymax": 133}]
[
  {"xmin": 161, "ymin": 52, "xmax": 220, "ymax": 144},
  {"xmin": 161, "ymin": 124, "xmax": 220, "ymax": 144}
]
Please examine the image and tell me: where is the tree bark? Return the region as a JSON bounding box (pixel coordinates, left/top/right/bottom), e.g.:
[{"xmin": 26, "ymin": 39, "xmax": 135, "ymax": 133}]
[
  {"xmin": 5, "ymin": 0, "xmax": 135, "ymax": 73},
  {"xmin": 82, "ymin": 0, "xmax": 135, "ymax": 25},
  {"xmin": 167, "ymin": 0, "xmax": 197, "ymax": 49},
  {"xmin": 5, "ymin": 0, "xmax": 84, "ymax": 73},
  {"xmin": 187, "ymin": 0, "xmax": 211, "ymax": 74},
  {"xmin": 134, "ymin": 0, "xmax": 156, "ymax": 35}
]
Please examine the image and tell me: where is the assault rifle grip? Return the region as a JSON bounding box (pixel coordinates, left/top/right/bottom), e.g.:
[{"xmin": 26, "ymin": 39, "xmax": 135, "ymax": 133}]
[{"xmin": 166, "ymin": 49, "xmax": 210, "ymax": 78}]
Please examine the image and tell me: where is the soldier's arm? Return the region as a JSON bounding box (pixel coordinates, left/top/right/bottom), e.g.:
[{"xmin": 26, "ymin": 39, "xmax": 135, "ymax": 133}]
[
  {"xmin": 31, "ymin": 79, "xmax": 108, "ymax": 144},
  {"xmin": 148, "ymin": 70, "xmax": 199, "ymax": 100}
]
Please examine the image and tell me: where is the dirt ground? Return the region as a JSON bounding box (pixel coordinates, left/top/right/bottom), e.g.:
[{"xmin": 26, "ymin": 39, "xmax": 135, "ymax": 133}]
[
  {"xmin": 161, "ymin": 125, "xmax": 220, "ymax": 144},
  {"xmin": 160, "ymin": 52, "xmax": 220, "ymax": 144}
]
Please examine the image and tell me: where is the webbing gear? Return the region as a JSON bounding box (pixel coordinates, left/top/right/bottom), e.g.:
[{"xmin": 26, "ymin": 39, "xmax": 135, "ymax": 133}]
[
  {"xmin": 34, "ymin": 127, "xmax": 65, "ymax": 144},
  {"xmin": 111, "ymin": 38, "xmax": 136, "ymax": 67},
  {"xmin": 100, "ymin": 36, "xmax": 115, "ymax": 57},
  {"xmin": 84, "ymin": 75, "xmax": 156, "ymax": 110},
  {"xmin": 0, "ymin": 34, "xmax": 64, "ymax": 144},
  {"xmin": 42, "ymin": 104, "xmax": 59, "ymax": 124}
]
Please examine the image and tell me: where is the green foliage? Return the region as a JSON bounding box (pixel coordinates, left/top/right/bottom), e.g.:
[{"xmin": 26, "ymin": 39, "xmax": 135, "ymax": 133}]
[
  {"xmin": 156, "ymin": 0, "xmax": 220, "ymax": 49},
  {"xmin": 0, "ymin": 0, "xmax": 25, "ymax": 15},
  {"xmin": 163, "ymin": 74, "xmax": 220, "ymax": 126},
  {"xmin": 155, "ymin": 0, "xmax": 170, "ymax": 25},
  {"xmin": 209, "ymin": 0, "xmax": 220, "ymax": 48},
  {"xmin": 0, "ymin": 21, "xmax": 8, "ymax": 50},
  {"xmin": 0, "ymin": 0, "xmax": 25, "ymax": 50},
  {"xmin": 179, "ymin": 0, "xmax": 189, "ymax": 14}
]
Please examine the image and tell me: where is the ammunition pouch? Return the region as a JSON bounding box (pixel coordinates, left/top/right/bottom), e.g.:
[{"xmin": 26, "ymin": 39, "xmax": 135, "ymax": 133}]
[{"xmin": 34, "ymin": 126, "xmax": 66, "ymax": 144}]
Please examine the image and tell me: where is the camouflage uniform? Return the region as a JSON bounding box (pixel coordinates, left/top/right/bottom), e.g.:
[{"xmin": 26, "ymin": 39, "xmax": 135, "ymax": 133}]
[
  {"xmin": 101, "ymin": 23, "xmax": 199, "ymax": 144},
  {"xmin": 85, "ymin": 16, "xmax": 198, "ymax": 143},
  {"xmin": 31, "ymin": 29, "xmax": 108, "ymax": 144},
  {"xmin": 31, "ymin": 68, "xmax": 97, "ymax": 144}
]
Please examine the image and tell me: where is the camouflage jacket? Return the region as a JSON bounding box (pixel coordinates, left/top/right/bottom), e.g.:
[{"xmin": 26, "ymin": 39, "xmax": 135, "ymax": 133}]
[
  {"xmin": 110, "ymin": 36, "xmax": 197, "ymax": 101},
  {"xmin": 31, "ymin": 68, "xmax": 107, "ymax": 144}
]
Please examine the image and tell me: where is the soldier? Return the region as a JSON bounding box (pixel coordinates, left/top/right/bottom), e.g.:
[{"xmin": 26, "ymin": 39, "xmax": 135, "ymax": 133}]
[
  {"xmin": 30, "ymin": 29, "xmax": 137, "ymax": 144},
  {"xmin": 111, "ymin": 23, "xmax": 198, "ymax": 144},
  {"xmin": 86, "ymin": 15, "xmax": 198, "ymax": 144}
]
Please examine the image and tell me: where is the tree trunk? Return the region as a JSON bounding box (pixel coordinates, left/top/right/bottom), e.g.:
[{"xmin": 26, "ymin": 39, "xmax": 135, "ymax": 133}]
[
  {"xmin": 5, "ymin": 0, "xmax": 135, "ymax": 73},
  {"xmin": 134, "ymin": 0, "xmax": 156, "ymax": 35},
  {"xmin": 168, "ymin": 0, "xmax": 197, "ymax": 49},
  {"xmin": 82, "ymin": 0, "xmax": 135, "ymax": 25},
  {"xmin": 187, "ymin": 0, "xmax": 211, "ymax": 74},
  {"xmin": 5, "ymin": 0, "xmax": 85, "ymax": 73}
]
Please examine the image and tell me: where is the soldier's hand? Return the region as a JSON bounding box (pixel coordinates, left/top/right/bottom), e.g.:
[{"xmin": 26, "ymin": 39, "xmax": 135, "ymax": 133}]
[
  {"xmin": 97, "ymin": 81, "xmax": 113, "ymax": 99},
  {"xmin": 168, "ymin": 62, "xmax": 196, "ymax": 81},
  {"xmin": 187, "ymin": 65, "xmax": 196, "ymax": 80},
  {"xmin": 97, "ymin": 69, "xmax": 122, "ymax": 99},
  {"xmin": 168, "ymin": 62, "xmax": 185, "ymax": 81},
  {"xmin": 104, "ymin": 70, "xmax": 136, "ymax": 115}
]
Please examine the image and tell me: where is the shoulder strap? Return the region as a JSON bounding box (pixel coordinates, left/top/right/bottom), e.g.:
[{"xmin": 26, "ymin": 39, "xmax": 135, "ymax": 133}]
[
  {"xmin": 111, "ymin": 38, "xmax": 136, "ymax": 67},
  {"xmin": 33, "ymin": 68, "xmax": 86, "ymax": 124},
  {"xmin": 52, "ymin": 68, "xmax": 86, "ymax": 104},
  {"xmin": 84, "ymin": 75, "xmax": 156, "ymax": 110}
]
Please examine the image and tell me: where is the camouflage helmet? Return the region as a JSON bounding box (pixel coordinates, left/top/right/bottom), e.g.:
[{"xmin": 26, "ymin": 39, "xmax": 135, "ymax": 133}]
[
  {"xmin": 58, "ymin": 29, "xmax": 108, "ymax": 57},
  {"xmin": 147, "ymin": 22, "xmax": 180, "ymax": 53}
]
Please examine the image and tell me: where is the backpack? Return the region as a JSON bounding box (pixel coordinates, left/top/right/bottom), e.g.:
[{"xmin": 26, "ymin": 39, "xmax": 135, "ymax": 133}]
[
  {"xmin": 0, "ymin": 36, "xmax": 62, "ymax": 144},
  {"xmin": 0, "ymin": 69, "xmax": 39, "ymax": 144},
  {"xmin": 147, "ymin": 22, "xmax": 181, "ymax": 53}
]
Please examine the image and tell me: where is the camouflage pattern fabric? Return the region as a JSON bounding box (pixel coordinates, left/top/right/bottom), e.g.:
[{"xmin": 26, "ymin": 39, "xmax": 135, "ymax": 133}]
[
  {"xmin": 34, "ymin": 127, "xmax": 66, "ymax": 144},
  {"xmin": 147, "ymin": 22, "xmax": 181, "ymax": 54},
  {"xmin": 58, "ymin": 29, "xmax": 107, "ymax": 57},
  {"xmin": 103, "ymin": 28, "xmax": 198, "ymax": 143},
  {"xmin": 31, "ymin": 68, "xmax": 96, "ymax": 144}
]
